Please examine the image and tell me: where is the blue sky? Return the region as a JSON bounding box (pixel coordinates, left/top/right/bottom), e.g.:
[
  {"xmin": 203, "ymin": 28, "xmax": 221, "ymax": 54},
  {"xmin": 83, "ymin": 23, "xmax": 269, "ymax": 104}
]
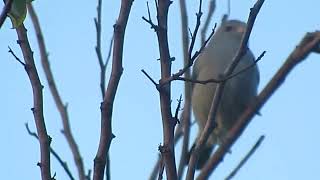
[{"xmin": 1, "ymin": 0, "xmax": 320, "ymax": 179}]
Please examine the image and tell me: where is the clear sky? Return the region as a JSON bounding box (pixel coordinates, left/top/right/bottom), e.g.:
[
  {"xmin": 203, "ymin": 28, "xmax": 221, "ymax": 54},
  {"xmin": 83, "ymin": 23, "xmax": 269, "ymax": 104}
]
[{"xmin": 1, "ymin": 0, "xmax": 320, "ymax": 179}]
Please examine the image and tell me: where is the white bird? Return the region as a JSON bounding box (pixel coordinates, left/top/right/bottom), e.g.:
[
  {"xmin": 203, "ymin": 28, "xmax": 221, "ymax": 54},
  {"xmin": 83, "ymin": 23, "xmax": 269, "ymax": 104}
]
[{"xmin": 191, "ymin": 20, "xmax": 259, "ymax": 169}]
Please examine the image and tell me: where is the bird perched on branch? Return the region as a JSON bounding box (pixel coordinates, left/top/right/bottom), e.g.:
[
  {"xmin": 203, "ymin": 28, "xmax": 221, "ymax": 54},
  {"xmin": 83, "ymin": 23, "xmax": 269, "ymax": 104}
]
[{"xmin": 190, "ymin": 20, "xmax": 259, "ymax": 169}]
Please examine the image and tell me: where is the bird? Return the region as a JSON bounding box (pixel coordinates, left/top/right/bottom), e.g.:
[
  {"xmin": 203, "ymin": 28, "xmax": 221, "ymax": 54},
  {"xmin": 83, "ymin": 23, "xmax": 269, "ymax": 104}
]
[{"xmin": 190, "ymin": 19, "xmax": 260, "ymax": 169}]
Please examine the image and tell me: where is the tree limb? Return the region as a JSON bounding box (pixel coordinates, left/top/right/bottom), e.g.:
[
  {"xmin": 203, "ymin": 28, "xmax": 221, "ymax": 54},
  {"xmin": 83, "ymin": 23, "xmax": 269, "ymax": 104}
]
[
  {"xmin": 197, "ymin": 30, "xmax": 320, "ymax": 180},
  {"xmin": 15, "ymin": 23, "xmax": 52, "ymax": 180},
  {"xmin": 0, "ymin": 0, "xmax": 13, "ymax": 28},
  {"xmin": 186, "ymin": 0, "xmax": 265, "ymax": 179},
  {"xmin": 93, "ymin": 0, "xmax": 134, "ymax": 179},
  {"xmin": 27, "ymin": 4, "xmax": 86, "ymax": 180}
]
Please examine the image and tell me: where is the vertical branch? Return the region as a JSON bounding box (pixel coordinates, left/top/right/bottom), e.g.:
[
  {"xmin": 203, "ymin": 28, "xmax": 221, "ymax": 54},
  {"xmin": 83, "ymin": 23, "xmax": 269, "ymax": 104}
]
[
  {"xmin": 186, "ymin": 0, "xmax": 265, "ymax": 179},
  {"xmin": 0, "ymin": 0, "xmax": 13, "ymax": 28},
  {"xmin": 149, "ymin": 125, "xmax": 184, "ymax": 180},
  {"xmin": 177, "ymin": 0, "xmax": 191, "ymax": 179},
  {"xmin": 15, "ymin": 24, "xmax": 52, "ymax": 180},
  {"xmin": 94, "ymin": 0, "xmax": 114, "ymax": 179},
  {"xmin": 93, "ymin": 0, "xmax": 133, "ymax": 179},
  {"xmin": 95, "ymin": 0, "xmax": 105, "ymax": 98},
  {"xmin": 200, "ymin": 0, "xmax": 215, "ymax": 45},
  {"xmin": 156, "ymin": 0, "xmax": 178, "ymax": 179},
  {"xmin": 27, "ymin": 4, "xmax": 86, "ymax": 180},
  {"xmin": 197, "ymin": 31, "xmax": 320, "ymax": 179}
]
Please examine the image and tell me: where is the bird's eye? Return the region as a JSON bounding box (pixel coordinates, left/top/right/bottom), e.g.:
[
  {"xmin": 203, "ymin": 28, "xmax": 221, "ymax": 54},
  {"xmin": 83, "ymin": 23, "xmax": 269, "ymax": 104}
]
[{"xmin": 225, "ymin": 25, "xmax": 233, "ymax": 32}]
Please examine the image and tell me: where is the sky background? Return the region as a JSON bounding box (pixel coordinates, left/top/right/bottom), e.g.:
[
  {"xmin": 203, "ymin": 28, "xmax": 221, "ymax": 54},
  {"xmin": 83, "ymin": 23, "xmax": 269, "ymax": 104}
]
[{"xmin": 1, "ymin": 0, "xmax": 320, "ymax": 179}]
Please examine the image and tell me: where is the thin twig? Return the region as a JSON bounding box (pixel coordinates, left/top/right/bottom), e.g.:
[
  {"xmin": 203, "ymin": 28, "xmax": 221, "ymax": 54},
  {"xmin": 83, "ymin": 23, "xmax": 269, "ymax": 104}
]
[
  {"xmin": 174, "ymin": 50, "xmax": 265, "ymax": 85},
  {"xmin": 201, "ymin": 0, "xmax": 216, "ymax": 45},
  {"xmin": 177, "ymin": 0, "xmax": 191, "ymax": 178},
  {"xmin": 15, "ymin": 23, "xmax": 52, "ymax": 180},
  {"xmin": 0, "ymin": 0, "xmax": 13, "ymax": 28},
  {"xmin": 160, "ymin": 24, "xmax": 216, "ymax": 87},
  {"xmin": 27, "ymin": 4, "xmax": 86, "ymax": 180},
  {"xmin": 197, "ymin": 30, "xmax": 320, "ymax": 180},
  {"xmin": 149, "ymin": 121, "xmax": 186, "ymax": 180},
  {"xmin": 93, "ymin": 0, "xmax": 134, "ymax": 179},
  {"xmin": 8, "ymin": 46, "xmax": 25, "ymax": 66},
  {"xmin": 174, "ymin": 95, "xmax": 183, "ymax": 121},
  {"xmin": 94, "ymin": 0, "xmax": 114, "ymax": 101},
  {"xmin": 25, "ymin": 123, "xmax": 75, "ymax": 180},
  {"xmin": 141, "ymin": 69, "xmax": 159, "ymax": 88},
  {"xmin": 227, "ymin": 0, "xmax": 231, "ymax": 17},
  {"xmin": 142, "ymin": 2, "xmax": 158, "ymax": 31},
  {"xmin": 105, "ymin": 36, "xmax": 113, "ymax": 68},
  {"xmin": 94, "ymin": 0, "xmax": 113, "ymax": 179},
  {"xmin": 224, "ymin": 135, "xmax": 265, "ymax": 180},
  {"xmin": 158, "ymin": 154, "xmax": 165, "ymax": 180},
  {"xmin": 186, "ymin": 0, "xmax": 265, "ymax": 179},
  {"xmin": 188, "ymin": 0, "xmax": 203, "ymax": 61}
]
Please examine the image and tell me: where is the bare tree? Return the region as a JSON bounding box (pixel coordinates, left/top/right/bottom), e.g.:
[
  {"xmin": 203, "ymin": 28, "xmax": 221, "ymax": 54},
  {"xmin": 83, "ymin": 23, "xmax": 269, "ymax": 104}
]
[{"xmin": 3, "ymin": 0, "xmax": 320, "ymax": 180}]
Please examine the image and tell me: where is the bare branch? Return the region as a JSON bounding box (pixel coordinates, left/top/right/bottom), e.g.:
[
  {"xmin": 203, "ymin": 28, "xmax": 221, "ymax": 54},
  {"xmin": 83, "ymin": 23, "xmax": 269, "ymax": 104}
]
[
  {"xmin": 186, "ymin": 0, "xmax": 265, "ymax": 179},
  {"xmin": 15, "ymin": 23, "xmax": 52, "ymax": 180},
  {"xmin": 105, "ymin": 36, "xmax": 113, "ymax": 68},
  {"xmin": 93, "ymin": 1, "xmax": 113, "ymax": 178},
  {"xmin": 224, "ymin": 135, "xmax": 265, "ymax": 180},
  {"xmin": 27, "ymin": 4, "xmax": 86, "ymax": 180},
  {"xmin": 141, "ymin": 69, "xmax": 159, "ymax": 89},
  {"xmin": 188, "ymin": 0, "xmax": 203, "ymax": 61},
  {"xmin": 142, "ymin": 2, "xmax": 158, "ymax": 31},
  {"xmin": 149, "ymin": 122, "xmax": 186, "ymax": 180},
  {"xmin": 94, "ymin": 0, "xmax": 114, "ymax": 101},
  {"xmin": 174, "ymin": 95, "xmax": 183, "ymax": 121},
  {"xmin": 174, "ymin": 50, "xmax": 265, "ymax": 86},
  {"xmin": 158, "ymin": 154, "xmax": 165, "ymax": 180},
  {"xmin": 0, "ymin": 0, "xmax": 13, "ymax": 28},
  {"xmin": 197, "ymin": 30, "xmax": 320, "ymax": 180},
  {"xmin": 177, "ymin": 0, "xmax": 191, "ymax": 177},
  {"xmin": 160, "ymin": 24, "xmax": 216, "ymax": 87},
  {"xmin": 200, "ymin": 0, "xmax": 216, "ymax": 45},
  {"xmin": 93, "ymin": 0, "xmax": 134, "ymax": 179},
  {"xmin": 25, "ymin": 123, "xmax": 76, "ymax": 180},
  {"xmin": 225, "ymin": 51, "xmax": 265, "ymax": 82},
  {"xmin": 8, "ymin": 46, "xmax": 26, "ymax": 66},
  {"xmin": 152, "ymin": 0, "xmax": 179, "ymax": 178}
]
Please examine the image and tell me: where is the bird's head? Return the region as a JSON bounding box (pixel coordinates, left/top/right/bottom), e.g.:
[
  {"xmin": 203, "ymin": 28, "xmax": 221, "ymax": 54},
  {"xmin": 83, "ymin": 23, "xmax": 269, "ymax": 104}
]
[{"xmin": 215, "ymin": 20, "xmax": 247, "ymax": 42}]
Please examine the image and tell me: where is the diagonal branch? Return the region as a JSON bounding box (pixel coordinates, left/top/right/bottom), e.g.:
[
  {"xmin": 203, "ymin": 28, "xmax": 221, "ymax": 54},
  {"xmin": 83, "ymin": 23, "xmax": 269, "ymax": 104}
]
[
  {"xmin": 0, "ymin": 0, "xmax": 13, "ymax": 28},
  {"xmin": 224, "ymin": 135, "xmax": 265, "ymax": 180},
  {"xmin": 27, "ymin": 4, "xmax": 86, "ymax": 180},
  {"xmin": 197, "ymin": 30, "xmax": 320, "ymax": 180},
  {"xmin": 186, "ymin": 0, "xmax": 265, "ymax": 179},
  {"xmin": 25, "ymin": 123, "xmax": 76, "ymax": 180}
]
